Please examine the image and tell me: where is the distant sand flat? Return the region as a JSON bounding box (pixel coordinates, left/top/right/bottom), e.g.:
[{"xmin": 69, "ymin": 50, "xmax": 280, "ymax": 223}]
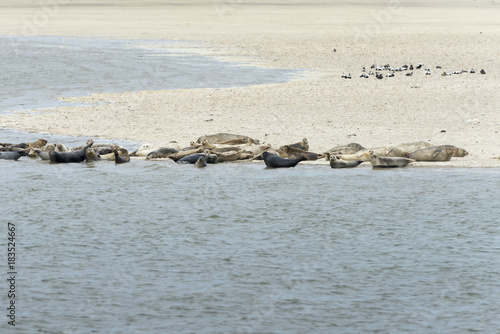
[{"xmin": 0, "ymin": 0, "xmax": 499, "ymax": 167}]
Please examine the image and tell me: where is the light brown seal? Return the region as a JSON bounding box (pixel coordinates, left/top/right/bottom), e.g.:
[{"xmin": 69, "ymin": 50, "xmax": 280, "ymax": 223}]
[
  {"xmin": 334, "ymin": 150, "xmax": 372, "ymax": 162},
  {"xmin": 280, "ymin": 145, "xmax": 322, "ymax": 161},
  {"xmin": 396, "ymin": 141, "xmax": 434, "ymax": 155},
  {"xmin": 113, "ymin": 147, "xmax": 130, "ymax": 164},
  {"xmin": 409, "ymin": 147, "xmax": 453, "ymax": 162},
  {"xmin": 85, "ymin": 148, "xmax": 101, "ymax": 162},
  {"xmin": 329, "ymin": 156, "xmax": 364, "ymax": 168},
  {"xmin": 436, "ymin": 145, "xmax": 468, "ymax": 157},
  {"xmin": 288, "ymin": 138, "xmax": 309, "ymax": 151},
  {"xmin": 326, "ymin": 143, "xmax": 365, "ymax": 155},
  {"xmin": 369, "ymin": 155, "xmax": 414, "ymax": 168}
]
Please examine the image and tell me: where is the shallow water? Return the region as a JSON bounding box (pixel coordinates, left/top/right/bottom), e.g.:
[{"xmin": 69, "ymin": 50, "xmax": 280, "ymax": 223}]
[
  {"xmin": 1, "ymin": 152, "xmax": 499, "ymax": 333},
  {"xmin": 0, "ymin": 36, "xmax": 298, "ymax": 113}
]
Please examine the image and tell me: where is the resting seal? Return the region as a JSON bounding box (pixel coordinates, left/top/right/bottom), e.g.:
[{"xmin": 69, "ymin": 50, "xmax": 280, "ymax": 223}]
[
  {"xmin": 369, "ymin": 155, "xmax": 414, "ymax": 168},
  {"xmin": 326, "ymin": 143, "xmax": 365, "ymax": 155},
  {"xmin": 85, "ymin": 148, "xmax": 101, "ymax": 162},
  {"xmin": 330, "ymin": 156, "xmax": 364, "ymax": 168},
  {"xmin": 178, "ymin": 152, "xmax": 218, "ymax": 164},
  {"xmin": 436, "ymin": 145, "xmax": 468, "ymax": 157},
  {"xmin": 262, "ymin": 151, "xmax": 305, "ymax": 168},
  {"xmin": 409, "ymin": 147, "xmax": 453, "ymax": 162},
  {"xmin": 195, "ymin": 155, "xmax": 209, "ymax": 168},
  {"xmin": 395, "ymin": 141, "xmax": 434, "ymax": 155},
  {"xmin": 0, "ymin": 151, "xmax": 24, "ymax": 161},
  {"xmin": 288, "ymin": 138, "xmax": 309, "ymax": 151},
  {"xmin": 49, "ymin": 140, "xmax": 94, "ymax": 163},
  {"xmin": 280, "ymin": 145, "xmax": 322, "ymax": 161},
  {"xmin": 335, "ymin": 150, "xmax": 372, "ymax": 161},
  {"xmin": 197, "ymin": 133, "xmax": 259, "ymax": 145},
  {"xmin": 114, "ymin": 147, "xmax": 130, "ymax": 164},
  {"xmin": 145, "ymin": 147, "xmax": 179, "ymax": 159},
  {"xmin": 130, "ymin": 143, "xmax": 155, "ymax": 157}
]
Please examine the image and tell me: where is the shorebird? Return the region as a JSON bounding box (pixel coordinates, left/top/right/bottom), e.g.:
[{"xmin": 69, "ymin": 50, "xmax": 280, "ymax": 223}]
[
  {"xmin": 470, "ymin": 68, "xmax": 475, "ymax": 73},
  {"xmin": 376, "ymin": 72, "xmax": 383, "ymax": 79},
  {"xmin": 425, "ymin": 71, "xmax": 431, "ymax": 75},
  {"xmin": 406, "ymin": 72, "xmax": 413, "ymax": 76},
  {"xmin": 409, "ymin": 64, "xmax": 414, "ymax": 70},
  {"xmin": 480, "ymin": 69, "xmax": 486, "ymax": 74}
]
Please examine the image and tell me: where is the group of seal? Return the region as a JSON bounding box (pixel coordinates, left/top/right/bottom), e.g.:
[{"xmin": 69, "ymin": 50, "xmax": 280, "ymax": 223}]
[
  {"xmin": 2, "ymin": 133, "xmax": 470, "ymax": 170},
  {"xmin": 1, "ymin": 139, "xmax": 131, "ymax": 164},
  {"xmin": 325, "ymin": 141, "xmax": 468, "ymax": 169}
]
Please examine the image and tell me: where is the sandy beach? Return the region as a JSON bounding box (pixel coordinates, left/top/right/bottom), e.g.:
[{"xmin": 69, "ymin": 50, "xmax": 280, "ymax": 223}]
[{"xmin": 0, "ymin": 0, "xmax": 499, "ymax": 166}]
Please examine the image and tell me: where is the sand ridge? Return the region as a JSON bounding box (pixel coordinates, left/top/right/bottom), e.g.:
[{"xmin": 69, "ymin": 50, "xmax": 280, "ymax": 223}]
[{"xmin": 0, "ymin": 1, "xmax": 499, "ymax": 166}]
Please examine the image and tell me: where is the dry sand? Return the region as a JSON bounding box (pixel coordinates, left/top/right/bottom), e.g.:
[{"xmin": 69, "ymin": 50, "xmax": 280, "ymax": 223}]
[{"xmin": 0, "ymin": 0, "xmax": 499, "ymax": 166}]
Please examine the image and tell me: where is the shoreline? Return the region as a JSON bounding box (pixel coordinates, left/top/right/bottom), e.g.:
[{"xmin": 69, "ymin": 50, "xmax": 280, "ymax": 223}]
[{"xmin": 0, "ymin": 1, "xmax": 498, "ymax": 167}]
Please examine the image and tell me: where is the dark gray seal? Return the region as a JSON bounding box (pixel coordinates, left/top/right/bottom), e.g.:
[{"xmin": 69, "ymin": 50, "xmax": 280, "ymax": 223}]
[
  {"xmin": 262, "ymin": 151, "xmax": 305, "ymax": 168},
  {"xmin": 177, "ymin": 153, "xmax": 217, "ymax": 164},
  {"xmin": 0, "ymin": 151, "xmax": 24, "ymax": 161},
  {"xmin": 49, "ymin": 140, "xmax": 94, "ymax": 163}
]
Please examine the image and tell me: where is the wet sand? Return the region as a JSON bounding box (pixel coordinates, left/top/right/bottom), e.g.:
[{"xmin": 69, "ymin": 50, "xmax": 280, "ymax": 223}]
[{"xmin": 0, "ymin": 0, "xmax": 499, "ymax": 166}]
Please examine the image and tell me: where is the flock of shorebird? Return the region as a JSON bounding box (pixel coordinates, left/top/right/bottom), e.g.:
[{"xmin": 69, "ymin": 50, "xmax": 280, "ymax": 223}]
[
  {"xmin": 0, "ymin": 133, "xmax": 469, "ymax": 169},
  {"xmin": 342, "ymin": 63, "xmax": 486, "ymax": 79}
]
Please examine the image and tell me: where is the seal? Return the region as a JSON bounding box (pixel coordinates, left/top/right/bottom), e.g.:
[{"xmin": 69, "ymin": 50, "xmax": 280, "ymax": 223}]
[
  {"xmin": 280, "ymin": 145, "xmax": 322, "ymax": 161},
  {"xmin": 334, "ymin": 150, "xmax": 372, "ymax": 161},
  {"xmin": 0, "ymin": 151, "xmax": 24, "ymax": 161},
  {"xmin": 436, "ymin": 145, "xmax": 468, "ymax": 157},
  {"xmin": 49, "ymin": 140, "xmax": 94, "ymax": 163},
  {"xmin": 160, "ymin": 148, "xmax": 205, "ymax": 162},
  {"xmin": 85, "ymin": 148, "xmax": 101, "ymax": 162},
  {"xmin": 197, "ymin": 133, "xmax": 259, "ymax": 145},
  {"xmin": 114, "ymin": 147, "xmax": 130, "ymax": 164},
  {"xmin": 130, "ymin": 143, "xmax": 156, "ymax": 157},
  {"xmin": 369, "ymin": 155, "xmax": 414, "ymax": 168},
  {"xmin": 409, "ymin": 147, "xmax": 453, "ymax": 162},
  {"xmin": 326, "ymin": 143, "xmax": 365, "ymax": 155},
  {"xmin": 55, "ymin": 144, "xmax": 70, "ymax": 152},
  {"xmin": 145, "ymin": 147, "xmax": 179, "ymax": 159},
  {"xmin": 177, "ymin": 152, "xmax": 217, "ymax": 164},
  {"xmin": 219, "ymin": 137, "xmax": 250, "ymax": 145},
  {"xmin": 214, "ymin": 150, "xmax": 245, "ymax": 162},
  {"xmin": 395, "ymin": 141, "xmax": 434, "ymax": 155},
  {"xmin": 288, "ymin": 138, "xmax": 309, "ymax": 151},
  {"xmin": 195, "ymin": 154, "xmax": 209, "ymax": 168},
  {"xmin": 329, "ymin": 156, "xmax": 364, "ymax": 168},
  {"xmin": 370, "ymin": 146, "xmax": 408, "ymax": 157},
  {"xmin": 262, "ymin": 151, "xmax": 305, "ymax": 168}
]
